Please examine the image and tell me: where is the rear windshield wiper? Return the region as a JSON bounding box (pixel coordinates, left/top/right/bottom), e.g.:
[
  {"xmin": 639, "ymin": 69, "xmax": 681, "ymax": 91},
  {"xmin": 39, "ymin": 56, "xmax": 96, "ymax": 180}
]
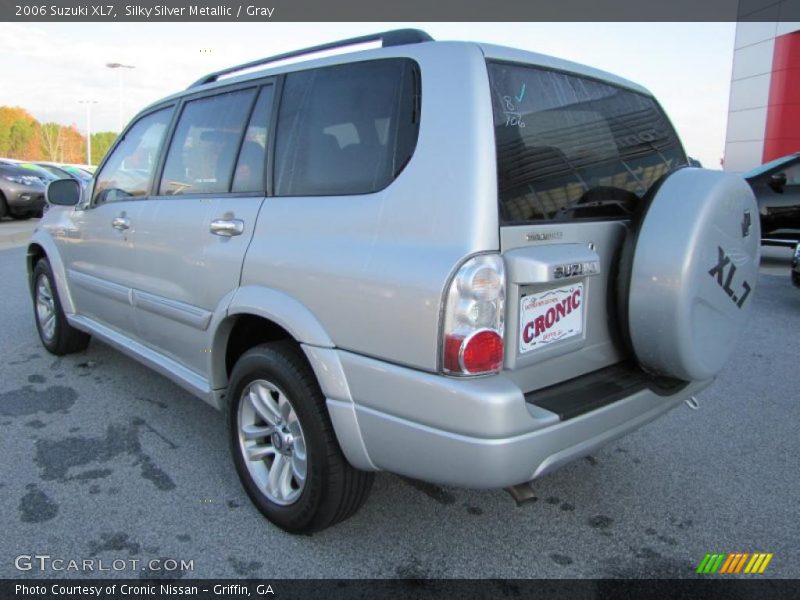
[{"xmin": 556, "ymin": 186, "xmax": 639, "ymax": 218}]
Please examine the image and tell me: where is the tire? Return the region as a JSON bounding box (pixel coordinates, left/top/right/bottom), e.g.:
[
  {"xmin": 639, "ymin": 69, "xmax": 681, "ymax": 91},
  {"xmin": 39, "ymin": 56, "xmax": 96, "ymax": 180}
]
[
  {"xmin": 12, "ymin": 214, "xmax": 32, "ymax": 220},
  {"xmin": 32, "ymin": 259, "xmax": 91, "ymax": 355},
  {"xmin": 619, "ymin": 168, "xmax": 759, "ymax": 381},
  {"xmin": 228, "ymin": 341, "xmax": 373, "ymax": 533},
  {"xmin": 0, "ymin": 193, "xmax": 8, "ymax": 220}
]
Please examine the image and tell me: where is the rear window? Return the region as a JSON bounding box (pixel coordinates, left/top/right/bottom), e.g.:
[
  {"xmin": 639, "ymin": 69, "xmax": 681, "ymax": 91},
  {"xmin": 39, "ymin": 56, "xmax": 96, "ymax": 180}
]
[
  {"xmin": 274, "ymin": 58, "xmax": 420, "ymax": 196},
  {"xmin": 488, "ymin": 62, "xmax": 687, "ymax": 223}
]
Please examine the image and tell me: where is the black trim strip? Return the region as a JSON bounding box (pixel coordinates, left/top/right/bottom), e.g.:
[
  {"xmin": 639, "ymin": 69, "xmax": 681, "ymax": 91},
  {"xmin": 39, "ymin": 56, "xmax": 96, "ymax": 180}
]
[{"xmin": 524, "ymin": 361, "xmax": 686, "ymax": 421}]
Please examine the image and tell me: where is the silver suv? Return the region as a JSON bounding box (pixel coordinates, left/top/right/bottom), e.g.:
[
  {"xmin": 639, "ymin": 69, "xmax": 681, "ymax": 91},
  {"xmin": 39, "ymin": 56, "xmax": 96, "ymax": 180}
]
[{"xmin": 29, "ymin": 30, "xmax": 760, "ymax": 533}]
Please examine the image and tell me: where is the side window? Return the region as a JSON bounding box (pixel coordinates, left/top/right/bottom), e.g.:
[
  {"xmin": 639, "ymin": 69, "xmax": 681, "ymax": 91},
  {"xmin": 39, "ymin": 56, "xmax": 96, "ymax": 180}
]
[
  {"xmin": 274, "ymin": 59, "xmax": 420, "ymax": 196},
  {"xmin": 159, "ymin": 88, "xmax": 256, "ymax": 196},
  {"xmin": 93, "ymin": 107, "xmax": 172, "ymax": 205},
  {"xmin": 232, "ymin": 85, "xmax": 274, "ymax": 193}
]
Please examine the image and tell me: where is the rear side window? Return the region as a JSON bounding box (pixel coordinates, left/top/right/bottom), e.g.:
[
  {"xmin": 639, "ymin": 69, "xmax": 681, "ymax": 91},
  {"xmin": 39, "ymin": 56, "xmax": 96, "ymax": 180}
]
[
  {"xmin": 488, "ymin": 62, "xmax": 687, "ymax": 223},
  {"xmin": 159, "ymin": 88, "xmax": 256, "ymax": 196},
  {"xmin": 93, "ymin": 107, "xmax": 172, "ymax": 204},
  {"xmin": 274, "ymin": 59, "xmax": 420, "ymax": 196},
  {"xmin": 232, "ymin": 85, "xmax": 274, "ymax": 193}
]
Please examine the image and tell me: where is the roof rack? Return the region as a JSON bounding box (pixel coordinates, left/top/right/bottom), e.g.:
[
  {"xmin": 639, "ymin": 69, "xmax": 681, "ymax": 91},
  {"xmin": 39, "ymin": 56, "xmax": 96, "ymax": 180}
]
[{"xmin": 188, "ymin": 29, "xmax": 434, "ymax": 89}]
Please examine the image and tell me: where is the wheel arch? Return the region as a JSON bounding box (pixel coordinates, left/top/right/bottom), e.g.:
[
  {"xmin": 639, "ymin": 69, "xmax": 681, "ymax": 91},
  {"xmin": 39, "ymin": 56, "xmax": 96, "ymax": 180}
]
[
  {"xmin": 209, "ymin": 285, "xmax": 336, "ymax": 395},
  {"xmin": 209, "ymin": 287, "xmax": 375, "ymax": 471},
  {"xmin": 26, "ymin": 235, "xmax": 75, "ymax": 314}
]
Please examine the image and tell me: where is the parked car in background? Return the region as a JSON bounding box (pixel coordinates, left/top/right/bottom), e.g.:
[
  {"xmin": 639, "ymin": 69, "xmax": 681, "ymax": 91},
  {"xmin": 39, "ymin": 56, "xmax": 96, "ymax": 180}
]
[
  {"xmin": 35, "ymin": 162, "xmax": 93, "ymax": 186},
  {"xmin": 0, "ymin": 162, "xmax": 46, "ymax": 219},
  {"xmin": 0, "ymin": 159, "xmax": 59, "ymax": 185},
  {"xmin": 743, "ymin": 152, "xmax": 800, "ymax": 242}
]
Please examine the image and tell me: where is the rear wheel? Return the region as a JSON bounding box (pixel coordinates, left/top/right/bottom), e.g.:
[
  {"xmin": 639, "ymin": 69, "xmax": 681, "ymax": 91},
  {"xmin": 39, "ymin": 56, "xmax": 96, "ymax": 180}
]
[
  {"xmin": 228, "ymin": 341, "xmax": 373, "ymax": 533},
  {"xmin": 32, "ymin": 259, "xmax": 91, "ymax": 355},
  {"xmin": 12, "ymin": 214, "xmax": 32, "ymax": 220},
  {"xmin": 0, "ymin": 193, "xmax": 8, "ymax": 220}
]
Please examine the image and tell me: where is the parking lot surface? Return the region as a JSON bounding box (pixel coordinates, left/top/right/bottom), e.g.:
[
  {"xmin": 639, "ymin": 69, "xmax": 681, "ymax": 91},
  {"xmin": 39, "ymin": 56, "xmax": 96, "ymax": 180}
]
[
  {"xmin": 0, "ymin": 218, "xmax": 38, "ymax": 249},
  {"xmin": 0, "ymin": 244, "xmax": 798, "ymax": 579}
]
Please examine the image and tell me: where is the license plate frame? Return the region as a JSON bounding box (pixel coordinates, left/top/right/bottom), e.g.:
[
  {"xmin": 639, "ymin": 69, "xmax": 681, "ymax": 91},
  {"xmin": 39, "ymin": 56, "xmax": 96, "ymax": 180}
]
[{"xmin": 519, "ymin": 283, "xmax": 584, "ymax": 354}]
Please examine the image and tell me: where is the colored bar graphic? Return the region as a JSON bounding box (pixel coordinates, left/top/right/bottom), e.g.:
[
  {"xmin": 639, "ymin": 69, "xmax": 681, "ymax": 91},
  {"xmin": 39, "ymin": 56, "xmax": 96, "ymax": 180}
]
[
  {"xmin": 698, "ymin": 552, "xmax": 773, "ymax": 575},
  {"xmin": 758, "ymin": 554, "xmax": 773, "ymax": 573},
  {"xmin": 710, "ymin": 554, "xmax": 725, "ymax": 573},
  {"xmin": 697, "ymin": 554, "xmax": 712, "ymax": 574},
  {"xmin": 719, "ymin": 554, "xmax": 736, "ymax": 574},
  {"xmin": 750, "ymin": 554, "xmax": 767, "ymax": 573},
  {"xmin": 745, "ymin": 554, "xmax": 760, "ymax": 573},
  {"xmin": 734, "ymin": 553, "xmax": 750, "ymax": 574}
]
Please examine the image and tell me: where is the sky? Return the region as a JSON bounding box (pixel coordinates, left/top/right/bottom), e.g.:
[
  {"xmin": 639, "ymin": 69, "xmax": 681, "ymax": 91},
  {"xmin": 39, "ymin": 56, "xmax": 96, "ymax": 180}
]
[{"xmin": 0, "ymin": 22, "xmax": 736, "ymax": 167}]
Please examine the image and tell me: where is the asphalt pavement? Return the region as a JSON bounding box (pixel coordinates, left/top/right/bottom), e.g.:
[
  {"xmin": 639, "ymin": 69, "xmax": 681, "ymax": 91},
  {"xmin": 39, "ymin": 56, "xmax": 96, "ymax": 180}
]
[
  {"xmin": 0, "ymin": 217, "xmax": 38, "ymax": 249},
  {"xmin": 0, "ymin": 241, "xmax": 798, "ymax": 579}
]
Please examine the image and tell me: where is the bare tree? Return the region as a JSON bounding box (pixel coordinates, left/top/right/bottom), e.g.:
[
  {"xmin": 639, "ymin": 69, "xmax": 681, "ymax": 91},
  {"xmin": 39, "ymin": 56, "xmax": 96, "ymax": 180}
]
[{"xmin": 39, "ymin": 123, "xmax": 64, "ymax": 162}]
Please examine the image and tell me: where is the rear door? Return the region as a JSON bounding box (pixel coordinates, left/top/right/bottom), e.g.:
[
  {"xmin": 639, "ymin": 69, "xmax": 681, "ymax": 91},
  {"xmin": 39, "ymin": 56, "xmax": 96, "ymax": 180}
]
[
  {"xmin": 486, "ymin": 62, "xmax": 688, "ymax": 392},
  {"xmin": 131, "ymin": 83, "xmax": 274, "ymax": 376}
]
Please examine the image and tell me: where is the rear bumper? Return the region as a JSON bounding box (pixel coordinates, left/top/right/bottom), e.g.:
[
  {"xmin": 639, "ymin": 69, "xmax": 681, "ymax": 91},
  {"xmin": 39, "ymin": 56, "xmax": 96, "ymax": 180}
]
[{"xmin": 329, "ymin": 350, "xmax": 711, "ymax": 488}]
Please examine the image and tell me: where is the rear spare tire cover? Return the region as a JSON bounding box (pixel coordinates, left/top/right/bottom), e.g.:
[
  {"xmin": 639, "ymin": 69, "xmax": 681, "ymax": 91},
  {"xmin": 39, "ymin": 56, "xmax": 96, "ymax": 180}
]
[{"xmin": 625, "ymin": 168, "xmax": 760, "ymax": 381}]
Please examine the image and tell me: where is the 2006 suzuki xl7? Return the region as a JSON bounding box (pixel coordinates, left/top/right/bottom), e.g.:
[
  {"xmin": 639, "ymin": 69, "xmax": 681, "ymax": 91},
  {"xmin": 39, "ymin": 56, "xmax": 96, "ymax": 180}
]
[{"xmin": 29, "ymin": 30, "xmax": 760, "ymax": 532}]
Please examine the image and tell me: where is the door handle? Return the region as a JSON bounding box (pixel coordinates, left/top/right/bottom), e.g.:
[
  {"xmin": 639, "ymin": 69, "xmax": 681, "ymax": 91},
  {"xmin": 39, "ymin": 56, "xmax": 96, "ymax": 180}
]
[
  {"xmin": 210, "ymin": 219, "xmax": 244, "ymax": 237},
  {"xmin": 111, "ymin": 217, "xmax": 130, "ymax": 230}
]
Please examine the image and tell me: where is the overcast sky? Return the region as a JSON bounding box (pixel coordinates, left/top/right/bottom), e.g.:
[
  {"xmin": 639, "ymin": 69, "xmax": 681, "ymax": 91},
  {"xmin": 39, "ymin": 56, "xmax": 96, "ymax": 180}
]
[{"xmin": 0, "ymin": 22, "xmax": 736, "ymax": 167}]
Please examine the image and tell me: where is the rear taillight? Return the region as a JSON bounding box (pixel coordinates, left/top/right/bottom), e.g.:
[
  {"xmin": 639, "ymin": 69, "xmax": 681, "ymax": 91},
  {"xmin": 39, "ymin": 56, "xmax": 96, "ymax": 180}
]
[{"xmin": 442, "ymin": 254, "xmax": 505, "ymax": 375}]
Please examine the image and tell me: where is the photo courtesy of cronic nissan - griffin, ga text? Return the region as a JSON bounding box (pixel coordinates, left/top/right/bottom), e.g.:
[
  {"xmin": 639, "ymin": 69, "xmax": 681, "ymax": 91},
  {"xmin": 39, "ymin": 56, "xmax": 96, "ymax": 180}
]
[{"xmin": 28, "ymin": 30, "xmax": 760, "ymax": 533}]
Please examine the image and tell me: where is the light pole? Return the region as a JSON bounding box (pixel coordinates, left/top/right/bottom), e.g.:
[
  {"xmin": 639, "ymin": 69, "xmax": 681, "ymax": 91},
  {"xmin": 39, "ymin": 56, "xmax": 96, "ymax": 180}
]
[
  {"xmin": 78, "ymin": 100, "xmax": 98, "ymax": 165},
  {"xmin": 106, "ymin": 62, "xmax": 136, "ymax": 132}
]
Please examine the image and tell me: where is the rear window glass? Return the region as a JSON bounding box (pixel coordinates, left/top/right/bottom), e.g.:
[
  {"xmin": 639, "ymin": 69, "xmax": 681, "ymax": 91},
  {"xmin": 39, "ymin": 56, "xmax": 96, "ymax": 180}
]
[
  {"xmin": 488, "ymin": 62, "xmax": 687, "ymax": 223},
  {"xmin": 274, "ymin": 59, "xmax": 420, "ymax": 196}
]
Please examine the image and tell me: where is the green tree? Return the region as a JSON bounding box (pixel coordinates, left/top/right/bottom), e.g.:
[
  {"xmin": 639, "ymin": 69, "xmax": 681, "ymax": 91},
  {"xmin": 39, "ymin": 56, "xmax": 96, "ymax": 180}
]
[
  {"xmin": 0, "ymin": 106, "xmax": 38, "ymax": 158},
  {"xmin": 91, "ymin": 132, "xmax": 117, "ymax": 165}
]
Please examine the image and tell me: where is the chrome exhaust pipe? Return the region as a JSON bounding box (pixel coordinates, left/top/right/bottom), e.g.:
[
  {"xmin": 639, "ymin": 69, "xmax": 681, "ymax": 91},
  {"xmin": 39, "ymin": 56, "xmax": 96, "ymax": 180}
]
[{"xmin": 685, "ymin": 396, "xmax": 700, "ymax": 410}]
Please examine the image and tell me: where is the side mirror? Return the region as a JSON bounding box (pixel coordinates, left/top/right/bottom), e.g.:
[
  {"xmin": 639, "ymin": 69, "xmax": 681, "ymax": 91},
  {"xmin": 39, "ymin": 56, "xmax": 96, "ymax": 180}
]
[
  {"xmin": 46, "ymin": 178, "xmax": 81, "ymax": 206},
  {"xmin": 769, "ymin": 171, "xmax": 787, "ymax": 192}
]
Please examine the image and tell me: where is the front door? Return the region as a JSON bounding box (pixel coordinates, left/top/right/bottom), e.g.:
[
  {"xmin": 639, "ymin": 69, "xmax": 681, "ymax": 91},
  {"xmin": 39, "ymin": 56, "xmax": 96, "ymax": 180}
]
[{"xmin": 61, "ymin": 106, "xmax": 174, "ymax": 338}]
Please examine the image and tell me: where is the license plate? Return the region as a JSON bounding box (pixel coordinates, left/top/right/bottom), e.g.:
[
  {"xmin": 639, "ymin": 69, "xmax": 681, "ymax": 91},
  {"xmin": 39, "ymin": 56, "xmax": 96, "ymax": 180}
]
[{"xmin": 519, "ymin": 283, "xmax": 584, "ymax": 354}]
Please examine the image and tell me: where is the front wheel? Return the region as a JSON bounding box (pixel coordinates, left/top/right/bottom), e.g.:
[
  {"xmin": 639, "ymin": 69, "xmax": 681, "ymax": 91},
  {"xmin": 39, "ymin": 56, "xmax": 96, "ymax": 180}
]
[
  {"xmin": 228, "ymin": 341, "xmax": 373, "ymax": 533},
  {"xmin": 32, "ymin": 259, "xmax": 91, "ymax": 355}
]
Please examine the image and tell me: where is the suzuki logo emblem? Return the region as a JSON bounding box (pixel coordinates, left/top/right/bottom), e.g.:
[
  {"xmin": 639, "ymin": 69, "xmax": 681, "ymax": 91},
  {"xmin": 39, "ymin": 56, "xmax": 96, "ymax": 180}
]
[{"xmin": 741, "ymin": 210, "xmax": 752, "ymax": 238}]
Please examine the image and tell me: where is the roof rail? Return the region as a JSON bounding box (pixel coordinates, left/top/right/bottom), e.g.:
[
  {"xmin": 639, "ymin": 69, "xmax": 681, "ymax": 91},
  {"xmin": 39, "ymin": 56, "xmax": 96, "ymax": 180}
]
[{"xmin": 188, "ymin": 29, "xmax": 434, "ymax": 89}]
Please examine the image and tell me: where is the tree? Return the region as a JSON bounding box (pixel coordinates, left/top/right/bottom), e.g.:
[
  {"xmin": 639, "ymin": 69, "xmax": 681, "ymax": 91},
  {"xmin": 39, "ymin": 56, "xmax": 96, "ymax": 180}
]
[
  {"xmin": 0, "ymin": 106, "xmax": 38, "ymax": 158},
  {"xmin": 91, "ymin": 132, "xmax": 117, "ymax": 165},
  {"xmin": 60, "ymin": 125, "xmax": 85, "ymax": 163},
  {"xmin": 39, "ymin": 122, "xmax": 64, "ymax": 161}
]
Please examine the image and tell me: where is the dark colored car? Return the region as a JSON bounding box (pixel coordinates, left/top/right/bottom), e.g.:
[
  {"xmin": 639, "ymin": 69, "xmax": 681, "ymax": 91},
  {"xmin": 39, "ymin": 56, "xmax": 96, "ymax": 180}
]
[
  {"xmin": 0, "ymin": 163, "xmax": 47, "ymax": 219},
  {"xmin": 792, "ymin": 243, "xmax": 800, "ymax": 287},
  {"xmin": 743, "ymin": 152, "xmax": 800, "ymax": 241}
]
